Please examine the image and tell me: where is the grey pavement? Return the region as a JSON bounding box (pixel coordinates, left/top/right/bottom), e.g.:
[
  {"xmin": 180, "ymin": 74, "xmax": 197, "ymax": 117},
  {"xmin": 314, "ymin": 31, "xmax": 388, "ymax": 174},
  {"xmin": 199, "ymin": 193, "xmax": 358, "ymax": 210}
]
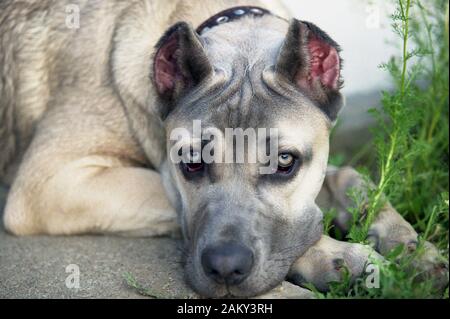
[{"xmin": 0, "ymin": 185, "xmax": 195, "ymax": 299}]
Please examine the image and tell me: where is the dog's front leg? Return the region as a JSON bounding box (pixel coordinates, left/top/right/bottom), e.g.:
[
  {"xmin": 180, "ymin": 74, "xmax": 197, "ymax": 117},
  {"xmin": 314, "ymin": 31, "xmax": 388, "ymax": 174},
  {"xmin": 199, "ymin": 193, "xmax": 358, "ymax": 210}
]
[
  {"xmin": 4, "ymin": 154, "xmax": 178, "ymax": 237},
  {"xmin": 314, "ymin": 166, "xmax": 448, "ymax": 290}
]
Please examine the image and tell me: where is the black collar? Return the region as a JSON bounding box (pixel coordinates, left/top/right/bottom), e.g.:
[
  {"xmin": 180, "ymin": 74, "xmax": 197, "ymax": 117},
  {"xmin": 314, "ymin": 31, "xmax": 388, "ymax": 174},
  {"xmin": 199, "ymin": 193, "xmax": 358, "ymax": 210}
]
[{"xmin": 196, "ymin": 6, "xmax": 272, "ymax": 35}]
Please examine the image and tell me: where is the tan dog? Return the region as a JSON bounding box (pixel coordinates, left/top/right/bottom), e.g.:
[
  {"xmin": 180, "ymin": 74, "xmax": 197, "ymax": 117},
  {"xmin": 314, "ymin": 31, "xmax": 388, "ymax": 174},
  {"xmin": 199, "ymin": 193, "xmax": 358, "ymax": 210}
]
[{"xmin": 0, "ymin": 0, "xmax": 447, "ymax": 297}]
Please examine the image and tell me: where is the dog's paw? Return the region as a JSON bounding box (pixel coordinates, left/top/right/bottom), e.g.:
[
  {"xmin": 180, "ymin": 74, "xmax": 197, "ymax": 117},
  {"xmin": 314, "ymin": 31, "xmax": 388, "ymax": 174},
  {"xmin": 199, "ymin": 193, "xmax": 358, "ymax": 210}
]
[
  {"xmin": 408, "ymin": 241, "xmax": 449, "ymax": 292},
  {"xmin": 368, "ymin": 222, "xmax": 448, "ymax": 293},
  {"xmin": 287, "ymin": 236, "xmax": 382, "ymax": 292},
  {"xmin": 366, "ymin": 211, "xmax": 419, "ymax": 255}
]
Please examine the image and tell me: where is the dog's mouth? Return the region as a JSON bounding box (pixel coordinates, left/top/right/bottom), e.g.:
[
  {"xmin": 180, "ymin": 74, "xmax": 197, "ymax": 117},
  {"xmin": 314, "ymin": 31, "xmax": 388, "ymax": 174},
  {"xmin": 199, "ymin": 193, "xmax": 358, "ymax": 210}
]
[
  {"xmin": 193, "ymin": 272, "xmax": 287, "ymax": 298},
  {"xmin": 183, "ymin": 248, "xmax": 292, "ymax": 298},
  {"xmin": 211, "ymin": 288, "xmax": 252, "ymax": 299}
]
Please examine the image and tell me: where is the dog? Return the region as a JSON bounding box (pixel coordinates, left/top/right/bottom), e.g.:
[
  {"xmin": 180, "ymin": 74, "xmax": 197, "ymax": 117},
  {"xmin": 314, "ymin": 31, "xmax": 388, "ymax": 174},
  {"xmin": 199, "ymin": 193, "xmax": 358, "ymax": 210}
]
[{"xmin": 0, "ymin": 0, "xmax": 447, "ymax": 298}]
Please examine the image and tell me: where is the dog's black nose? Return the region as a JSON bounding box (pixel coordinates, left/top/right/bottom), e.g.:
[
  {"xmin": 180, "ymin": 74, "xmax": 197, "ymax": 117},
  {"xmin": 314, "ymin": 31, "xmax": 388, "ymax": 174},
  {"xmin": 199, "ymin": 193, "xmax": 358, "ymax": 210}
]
[{"xmin": 201, "ymin": 242, "xmax": 254, "ymax": 285}]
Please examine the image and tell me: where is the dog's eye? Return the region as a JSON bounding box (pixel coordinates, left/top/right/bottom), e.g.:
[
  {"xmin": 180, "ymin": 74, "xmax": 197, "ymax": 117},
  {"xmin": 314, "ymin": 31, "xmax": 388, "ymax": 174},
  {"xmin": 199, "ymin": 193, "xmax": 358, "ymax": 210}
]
[
  {"xmin": 277, "ymin": 153, "xmax": 296, "ymax": 174},
  {"xmin": 182, "ymin": 150, "xmax": 204, "ymax": 174}
]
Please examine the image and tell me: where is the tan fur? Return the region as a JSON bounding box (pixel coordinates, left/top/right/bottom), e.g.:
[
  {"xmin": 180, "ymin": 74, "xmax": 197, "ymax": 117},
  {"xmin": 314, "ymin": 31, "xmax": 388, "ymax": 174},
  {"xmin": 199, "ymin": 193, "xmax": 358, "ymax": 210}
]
[{"xmin": 0, "ymin": 0, "xmax": 289, "ymax": 235}]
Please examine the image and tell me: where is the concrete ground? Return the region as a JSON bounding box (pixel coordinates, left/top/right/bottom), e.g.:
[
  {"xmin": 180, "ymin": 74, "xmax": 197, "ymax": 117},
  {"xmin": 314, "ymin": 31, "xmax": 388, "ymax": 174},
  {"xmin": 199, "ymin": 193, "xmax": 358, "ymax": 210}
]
[
  {"xmin": 0, "ymin": 185, "xmax": 193, "ymax": 299},
  {"xmin": 0, "ymin": 186, "xmax": 313, "ymax": 299}
]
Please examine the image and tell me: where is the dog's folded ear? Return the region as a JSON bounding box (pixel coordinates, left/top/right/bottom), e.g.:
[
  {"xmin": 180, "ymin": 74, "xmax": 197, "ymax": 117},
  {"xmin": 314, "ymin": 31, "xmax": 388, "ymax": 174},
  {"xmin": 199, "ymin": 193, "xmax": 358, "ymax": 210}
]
[
  {"xmin": 276, "ymin": 19, "xmax": 344, "ymax": 121},
  {"xmin": 153, "ymin": 22, "xmax": 213, "ymax": 110}
]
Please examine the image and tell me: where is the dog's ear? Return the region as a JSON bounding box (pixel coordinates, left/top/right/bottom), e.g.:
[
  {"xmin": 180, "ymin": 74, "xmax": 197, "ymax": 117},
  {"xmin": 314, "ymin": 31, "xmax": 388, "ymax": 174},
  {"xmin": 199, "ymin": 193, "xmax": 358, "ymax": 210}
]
[
  {"xmin": 153, "ymin": 22, "xmax": 213, "ymax": 112},
  {"xmin": 276, "ymin": 19, "xmax": 344, "ymax": 121}
]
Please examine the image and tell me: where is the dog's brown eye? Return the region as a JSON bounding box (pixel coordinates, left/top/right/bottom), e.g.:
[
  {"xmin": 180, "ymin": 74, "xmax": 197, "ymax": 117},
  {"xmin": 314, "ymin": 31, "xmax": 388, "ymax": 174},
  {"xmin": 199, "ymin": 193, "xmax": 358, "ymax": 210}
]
[
  {"xmin": 182, "ymin": 150, "xmax": 204, "ymax": 173},
  {"xmin": 277, "ymin": 153, "xmax": 296, "ymax": 173}
]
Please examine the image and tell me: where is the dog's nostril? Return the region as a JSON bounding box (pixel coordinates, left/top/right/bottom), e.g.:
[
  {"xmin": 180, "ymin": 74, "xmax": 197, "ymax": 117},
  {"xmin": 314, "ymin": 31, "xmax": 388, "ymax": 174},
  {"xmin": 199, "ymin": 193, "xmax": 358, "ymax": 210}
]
[{"xmin": 201, "ymin": 242, "xmax": 254, "ymax": 285}]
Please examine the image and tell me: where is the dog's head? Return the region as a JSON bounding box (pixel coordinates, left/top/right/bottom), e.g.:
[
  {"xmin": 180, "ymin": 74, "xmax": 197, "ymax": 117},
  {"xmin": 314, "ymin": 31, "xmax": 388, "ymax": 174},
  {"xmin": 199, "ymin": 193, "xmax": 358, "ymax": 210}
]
[{"xmin": 152, "ymin": 17, "xmax": 343, "ymax": 297}]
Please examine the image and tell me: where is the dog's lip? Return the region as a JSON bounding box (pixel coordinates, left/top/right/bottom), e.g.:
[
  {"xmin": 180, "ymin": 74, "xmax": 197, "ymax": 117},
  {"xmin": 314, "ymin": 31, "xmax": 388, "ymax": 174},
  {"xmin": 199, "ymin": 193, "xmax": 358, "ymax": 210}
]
[
  {"xmin": 217, "ymin": 287, "xmax": 239, "ymax": 299},
  {"xmin": 206, "ymin": 288, "xmax": 253, "ymax": 299},
  {"xmin": 200, "ymin": 292, "xmax": 242, "ymax": 299},
  {"xmin": 188, "ymin": 250, "xmax": 289, "ymax": 298},
  {"xmin": 190, "ymin": 273, "xmax": 263, "ymax": 298},
  {"xmin": 192, "ymin": 268, "xmax": 288, "ymax": 298},
  {"xmin": 192, "ymin": 277, "xmax": 255, "ymax": 298}
]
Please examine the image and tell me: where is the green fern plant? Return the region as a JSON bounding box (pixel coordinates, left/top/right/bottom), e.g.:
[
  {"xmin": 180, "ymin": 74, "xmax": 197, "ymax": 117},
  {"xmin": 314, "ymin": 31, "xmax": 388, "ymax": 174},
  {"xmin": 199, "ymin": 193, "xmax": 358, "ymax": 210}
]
[{"xmin": 348, "ymin": 0, "xmax": 449, "ymax": 246}]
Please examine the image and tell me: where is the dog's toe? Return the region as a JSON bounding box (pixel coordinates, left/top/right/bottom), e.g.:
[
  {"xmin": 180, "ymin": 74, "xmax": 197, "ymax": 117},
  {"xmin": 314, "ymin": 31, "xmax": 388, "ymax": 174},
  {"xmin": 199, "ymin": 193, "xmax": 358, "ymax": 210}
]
[{"xmin": 410, "ymin": 241, "xmax": 449, "ymax": 292}]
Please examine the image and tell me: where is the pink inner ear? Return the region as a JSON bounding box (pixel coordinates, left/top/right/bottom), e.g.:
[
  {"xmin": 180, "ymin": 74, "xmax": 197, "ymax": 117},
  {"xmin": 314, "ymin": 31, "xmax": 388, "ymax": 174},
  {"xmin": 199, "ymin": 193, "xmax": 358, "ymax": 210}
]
[
  {"xmin": 307, "ymin": 38, "xmax": 340, "ymax": 89},
  {"xmin": 155, "ymin": 36, "xmax": 179, "ymax": 94}
]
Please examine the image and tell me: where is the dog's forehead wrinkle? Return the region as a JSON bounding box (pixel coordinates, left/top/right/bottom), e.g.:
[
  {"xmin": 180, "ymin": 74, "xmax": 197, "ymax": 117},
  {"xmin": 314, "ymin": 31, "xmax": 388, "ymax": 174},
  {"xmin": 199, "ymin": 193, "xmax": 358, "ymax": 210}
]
[
  {"xmin": 173, "ymin": 42, "xmax": 329, "ymax": 131},
  {"xmin": 186, "ymin": 18, "xmax": 291, "ymax": 126},
  {"xmin": 180, "ymin": 90, "xmax": 327, "ymax": 139}
]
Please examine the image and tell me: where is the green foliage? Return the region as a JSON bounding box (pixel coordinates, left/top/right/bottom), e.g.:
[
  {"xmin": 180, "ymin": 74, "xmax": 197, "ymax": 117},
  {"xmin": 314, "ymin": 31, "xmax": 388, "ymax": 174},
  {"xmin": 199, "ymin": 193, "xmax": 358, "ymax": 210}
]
[
  {"xmin": 315, "ymin": 250, "xmax": 440, "ymax": 299},
  {"xmin": 323, "ymin": 0, "xmax": 449, "ymax": 298},
  {"xmin": 323, "ymin": 208, "xmax": 338, "ymax": 236},
  {"xmin": 349, "ymin": 0, "xmax": 449, "ymax": 251}
]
